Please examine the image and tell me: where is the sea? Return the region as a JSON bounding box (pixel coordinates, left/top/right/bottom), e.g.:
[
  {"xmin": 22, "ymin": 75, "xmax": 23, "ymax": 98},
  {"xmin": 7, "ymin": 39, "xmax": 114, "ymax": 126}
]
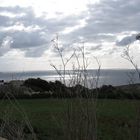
[{"xmin": 0, "ymin": 69, "xmax": 139, "ymax": 87}]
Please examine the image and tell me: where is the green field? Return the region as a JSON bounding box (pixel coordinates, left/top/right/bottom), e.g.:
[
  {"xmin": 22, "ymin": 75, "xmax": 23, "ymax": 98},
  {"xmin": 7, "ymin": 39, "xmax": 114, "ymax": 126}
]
[{"xmin": 0, "ymin": 99, "xmax": 140, "ymax": 140}]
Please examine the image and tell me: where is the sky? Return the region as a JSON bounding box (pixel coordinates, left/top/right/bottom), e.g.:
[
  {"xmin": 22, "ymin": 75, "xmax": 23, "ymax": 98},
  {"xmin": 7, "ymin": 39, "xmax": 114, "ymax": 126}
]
[{"xmin": 0, "ymin": 0, "xmax": 140, "ymax": 71}]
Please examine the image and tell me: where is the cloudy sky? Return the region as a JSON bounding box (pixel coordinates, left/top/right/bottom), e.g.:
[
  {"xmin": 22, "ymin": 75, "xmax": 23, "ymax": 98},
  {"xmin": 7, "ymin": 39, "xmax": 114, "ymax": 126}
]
[{"xmin": 0, "ymin": 0, "xmax": 140, "ymax": 71}]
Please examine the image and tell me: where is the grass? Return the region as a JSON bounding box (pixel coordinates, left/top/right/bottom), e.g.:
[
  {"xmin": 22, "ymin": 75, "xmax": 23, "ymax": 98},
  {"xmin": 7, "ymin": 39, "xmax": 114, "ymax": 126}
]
[{"xmin": 0, "ymin": 99, "xmax": 139, "ymax": 140}]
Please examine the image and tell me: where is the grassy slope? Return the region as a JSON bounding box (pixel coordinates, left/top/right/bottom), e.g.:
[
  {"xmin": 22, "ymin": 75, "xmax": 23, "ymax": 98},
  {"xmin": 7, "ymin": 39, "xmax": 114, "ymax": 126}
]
[{"xmin": 0, "ymin": 99, "xmax": 139, "ymax": 140}]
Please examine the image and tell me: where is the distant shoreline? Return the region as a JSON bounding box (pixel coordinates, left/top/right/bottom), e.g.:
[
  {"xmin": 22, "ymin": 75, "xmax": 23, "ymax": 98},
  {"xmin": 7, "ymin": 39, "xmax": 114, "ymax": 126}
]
[{"xmin": 0, "ymin": 69, "xmax": 139, "ymax": 87}]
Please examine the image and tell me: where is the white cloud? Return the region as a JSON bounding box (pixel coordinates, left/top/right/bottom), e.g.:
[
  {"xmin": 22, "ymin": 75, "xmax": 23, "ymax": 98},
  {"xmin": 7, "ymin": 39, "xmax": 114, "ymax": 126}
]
[
  {"xmin": 0, "ymin": 0, "xmax": 99, "ymax": 17},
  {"xmin": 0, "ymin": 0, "xmax": 140, "ymax": 71}
]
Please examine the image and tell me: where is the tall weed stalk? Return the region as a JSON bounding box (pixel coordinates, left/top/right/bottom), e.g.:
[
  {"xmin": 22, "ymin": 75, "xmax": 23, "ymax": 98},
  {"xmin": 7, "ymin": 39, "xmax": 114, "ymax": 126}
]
[
  {"xmin": 122, "ymin": 43, "xmax": 140, "ymax": 140},
  {"xmin": 51, "ymin": 35, "xmax": 101, "ymax": 140}
]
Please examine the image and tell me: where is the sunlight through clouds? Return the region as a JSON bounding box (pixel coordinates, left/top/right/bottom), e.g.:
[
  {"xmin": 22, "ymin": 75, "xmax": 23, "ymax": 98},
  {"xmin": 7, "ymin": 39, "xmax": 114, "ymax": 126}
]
[
  {"xmin": 0, "ymin": 0, "xmax": 100, "ymax": 17},
  {"xmin": 0, "ymin": 0, "xmax": 140, "ymax": 71}
]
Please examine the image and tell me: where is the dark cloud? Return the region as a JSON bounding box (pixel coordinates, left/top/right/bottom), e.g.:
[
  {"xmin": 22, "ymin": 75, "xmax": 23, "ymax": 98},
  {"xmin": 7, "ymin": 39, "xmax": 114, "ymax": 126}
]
[
  {"xmin": 65, "ymin": 0, "xmax": 140, "ymax": 45},
  {"xmin": 116, "ymin": 34, "xmax": 137, "ymax": 46},
  {"xmin": 0, "ymin": 6, "xmax": 81, "ymax": 57},
  {"xmin": 89, "ymin": 44, "xmax": 102, "ymax": 51},
  {"xmin": 11, "ymin": 31, "xmax": 48, "ymax": 48},
  {"xmin": 24, "ymin": 46, "xmax": 47, "ymax": 57},
  {"xmin": 0, "ymin": 15, "xmax": 12, "ymax": 26},
  {"xmin": 87, "ymin": 0, "xmax": 140, "ymax": 33}
]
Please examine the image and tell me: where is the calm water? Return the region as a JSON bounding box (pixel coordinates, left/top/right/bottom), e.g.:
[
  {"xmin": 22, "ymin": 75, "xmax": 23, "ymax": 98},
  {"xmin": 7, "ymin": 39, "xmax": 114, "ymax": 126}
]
[{"xmin": 0, "ymin": 69, "xmax": 139, "ymax": 87}]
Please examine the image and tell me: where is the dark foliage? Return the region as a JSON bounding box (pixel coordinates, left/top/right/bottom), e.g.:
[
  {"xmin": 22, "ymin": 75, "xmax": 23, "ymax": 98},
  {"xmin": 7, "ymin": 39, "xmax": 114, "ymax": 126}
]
[
  {"xmin": 24, "ymin": 78, "xmax": 51, "ymax": 92},
  {"xmin": 0, "ymin": 78, "xmax": 140, "ymax": 99}
]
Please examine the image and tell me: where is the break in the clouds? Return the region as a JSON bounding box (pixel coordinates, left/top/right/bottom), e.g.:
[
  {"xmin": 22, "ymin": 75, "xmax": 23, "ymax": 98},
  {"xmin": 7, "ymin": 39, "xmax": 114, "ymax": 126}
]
[{"xmin": 0, "ymin": 0, "xmax": 140, "ymax": 70}]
